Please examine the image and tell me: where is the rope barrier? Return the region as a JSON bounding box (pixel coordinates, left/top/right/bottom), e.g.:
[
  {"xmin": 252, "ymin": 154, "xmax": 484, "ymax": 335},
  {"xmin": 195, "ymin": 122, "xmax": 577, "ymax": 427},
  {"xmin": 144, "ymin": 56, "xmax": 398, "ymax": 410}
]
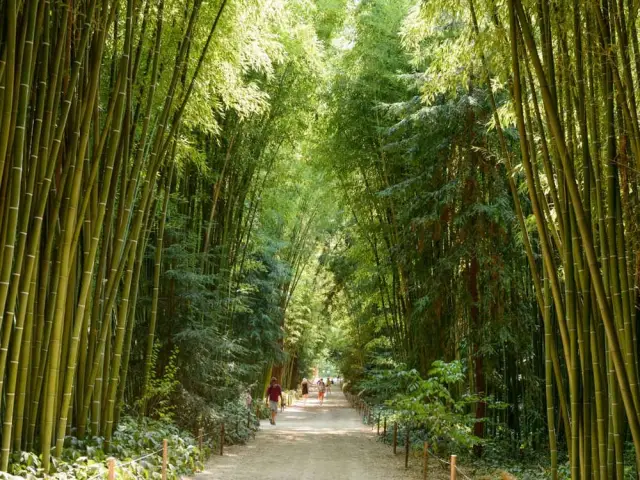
[
  {"xmin": 425, "ymin": 449, "xmax": 473, "ymax": 480},
  {"xmin": 83, "ymin": 405, "xmax": 263, "ymax": 478},
  {"xmin": 116, "ymin": 446, "xmax": 165, "ymax": 467},
  {"xmin": 86, "ymin": 466, "xmax": 105, "ymax": 480},
  {"xmin": 85, "ymin": 445, "xmax": 165, "ymax": 479},
  {"xmin": 344, "ymin": 391, "xmax": 474, "ymax": 480},
  {"xmin": 201, "ymin": 429, "xmax": 221, "ymax": 442}
]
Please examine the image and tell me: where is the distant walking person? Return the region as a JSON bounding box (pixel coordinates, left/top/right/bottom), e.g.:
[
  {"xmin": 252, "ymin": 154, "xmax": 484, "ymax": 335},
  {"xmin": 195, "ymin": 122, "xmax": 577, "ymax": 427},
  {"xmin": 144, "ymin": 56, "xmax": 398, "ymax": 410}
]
[
  {"xmin": 301, "ymin": 378, "xmax": 309, "ymax": 404},
  {"xmin": 326, "ymin": 377, "xmax": 332, "ymax": 395},
  {"xmin": 267, "ymin": 377, "xmax": 282, "ymax": 425},
  {"xmin": 317, "ymin": 378, "xmax": 326, "ymax": 405}
]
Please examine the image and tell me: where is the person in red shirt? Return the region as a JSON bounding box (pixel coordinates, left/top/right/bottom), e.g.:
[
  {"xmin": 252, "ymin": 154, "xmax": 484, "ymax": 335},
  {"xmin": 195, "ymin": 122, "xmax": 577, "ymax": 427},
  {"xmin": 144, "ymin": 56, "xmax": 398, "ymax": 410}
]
[
  {"xmin": 317, "ymin": 378, "xmax": 326, "ymax": 405},
  {"xmin": 266, "ymin": 377, "xmax": 282, "ymax": 425}
]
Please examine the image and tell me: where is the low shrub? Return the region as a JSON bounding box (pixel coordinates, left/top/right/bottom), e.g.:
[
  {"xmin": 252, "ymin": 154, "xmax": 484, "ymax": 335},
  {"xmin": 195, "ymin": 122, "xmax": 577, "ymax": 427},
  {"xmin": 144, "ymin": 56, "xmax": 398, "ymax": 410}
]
[
  {"xmin": 6, "ymin": 416, "xmax": 202, "ymax": 479},
  {"xmin": 384, "ymin": 360, "xmax": 484, "ymax": 452},
  {"xmin": 354, "ymin": 360, "xmax": 507, "ymax": 455},
  {"xmin": 255, "ymin": 401, "xmax": 272, "ymax": 420},
  {"xmin": 217, "ymin": 400, "xmax": 259, "ymax": 445},
  {"xmin": 171, "ymin": 390, "xmax": 261, "ymax": 446}
]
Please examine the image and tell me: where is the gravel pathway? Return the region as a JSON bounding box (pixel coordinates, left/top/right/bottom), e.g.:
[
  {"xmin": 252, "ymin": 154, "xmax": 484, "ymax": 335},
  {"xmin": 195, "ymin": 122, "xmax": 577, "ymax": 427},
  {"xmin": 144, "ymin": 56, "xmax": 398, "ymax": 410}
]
[{"xmin": 188, "ymin": 391, "xmax": 451, "ymax": 480}]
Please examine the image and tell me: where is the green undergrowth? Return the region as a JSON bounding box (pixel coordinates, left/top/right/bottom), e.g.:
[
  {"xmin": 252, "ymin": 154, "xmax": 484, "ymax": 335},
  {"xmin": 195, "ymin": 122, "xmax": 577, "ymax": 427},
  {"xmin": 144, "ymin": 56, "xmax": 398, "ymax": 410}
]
[
  {"xmin": 352, "ymin": 360, "xmax": 492, "ymax": 451},
  {"xmin": 4, "ymin": 397, "xmax": 263, "ymax": 480},
  {"xmin": 344, "ymin": 360, "xmax": 547, "ymax": 479},
  {"xmin": 4, "ymin": 417, "xmax": 200, "ymax": 479},
  {"xmin": 346, "ymin": 360, "xmax": 638, "ymax": 479}
]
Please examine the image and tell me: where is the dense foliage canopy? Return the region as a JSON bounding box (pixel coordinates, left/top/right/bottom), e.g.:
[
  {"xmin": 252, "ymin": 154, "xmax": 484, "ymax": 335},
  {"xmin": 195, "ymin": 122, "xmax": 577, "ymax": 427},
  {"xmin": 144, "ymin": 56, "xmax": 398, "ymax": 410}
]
[{"xmin": 1, "ymin": 0, "xmax": 640, "ymax": 478}]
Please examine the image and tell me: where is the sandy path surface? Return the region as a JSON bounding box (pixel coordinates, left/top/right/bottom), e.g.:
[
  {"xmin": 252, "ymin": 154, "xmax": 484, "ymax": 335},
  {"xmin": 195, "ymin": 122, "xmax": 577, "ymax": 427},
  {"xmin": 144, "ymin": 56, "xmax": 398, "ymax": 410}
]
[{"xmin": 190, "ymin": 391, "xmax": 451, "ymax": 480}]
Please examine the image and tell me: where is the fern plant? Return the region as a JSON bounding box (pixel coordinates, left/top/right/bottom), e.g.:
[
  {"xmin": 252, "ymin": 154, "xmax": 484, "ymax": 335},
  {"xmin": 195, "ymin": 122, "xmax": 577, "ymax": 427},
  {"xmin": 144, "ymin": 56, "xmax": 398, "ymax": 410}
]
[{"xmin": 136, "ymin": 344, "xmax": 181, "ymax": 421}]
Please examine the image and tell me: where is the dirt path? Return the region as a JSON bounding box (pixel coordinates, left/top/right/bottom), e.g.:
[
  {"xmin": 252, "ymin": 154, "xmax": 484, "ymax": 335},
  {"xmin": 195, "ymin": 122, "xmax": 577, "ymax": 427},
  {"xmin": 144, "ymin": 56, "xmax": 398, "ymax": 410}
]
[{"xmin": 190, "ymin": 391, "xmax": 451, "ymax": 479}]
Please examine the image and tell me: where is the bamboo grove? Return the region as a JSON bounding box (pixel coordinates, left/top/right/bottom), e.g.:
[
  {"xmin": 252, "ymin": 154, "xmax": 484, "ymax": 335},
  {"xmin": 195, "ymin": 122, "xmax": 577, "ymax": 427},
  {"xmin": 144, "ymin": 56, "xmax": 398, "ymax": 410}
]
[
  {"xmin": 483, "ymin": 0, "xmax": 640, "ymax": 476},
  {"xmin": 0, "ymin": 0, "xmax": 233, "ymax": 470},
  {"xmin": 316, "ymin": 0, "xmax": 640, "ymax": 477},
  {"xmin": 319, "ymin": 0, "xmax": 540, "ymax": 460},
  {"xmin": 0, "ymin": 0, "xmax": 336, "ymax": 473},
  {"xmin": 4, "ymin": 0, "xmax": 640, "ymax": 476}
]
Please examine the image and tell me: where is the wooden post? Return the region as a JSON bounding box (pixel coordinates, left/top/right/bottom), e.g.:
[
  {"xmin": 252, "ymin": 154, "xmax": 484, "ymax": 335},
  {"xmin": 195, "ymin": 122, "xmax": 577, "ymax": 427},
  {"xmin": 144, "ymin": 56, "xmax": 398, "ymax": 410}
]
[
  {"xmin": 404, "ymin": 426, "xmax": 410, "ymax": 468},
  {"xmin": 107, "ymin": 458, "xmax": 115, "ymax": 480},
  {"xmin": 392, "ymin": 422, "xmax": 398, "ymax": 454},
  {"xmin": 383, "ymin": 417, "xmax": 387, "ymax": 436},
  {"xmin": 423, "ymin": 442, "xmax": 428, "ymax": 479},
  {"xmin": 450, "ymin": 454, "xmax": 457, "ymax": 479},
  {"xmin": 377, "ymin": 414, "xmax": 380, "ymax": 435},
  {"xmin": 198, "ymin": 428, "xmax": 204, "ymax": 462},
  {"xmin": 220, "ymin": 423, "xmax": 225, "ymax": 456},
  {"xmin": 162, "ymin": 439, "xmax": 168, "ymax": 480}
]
